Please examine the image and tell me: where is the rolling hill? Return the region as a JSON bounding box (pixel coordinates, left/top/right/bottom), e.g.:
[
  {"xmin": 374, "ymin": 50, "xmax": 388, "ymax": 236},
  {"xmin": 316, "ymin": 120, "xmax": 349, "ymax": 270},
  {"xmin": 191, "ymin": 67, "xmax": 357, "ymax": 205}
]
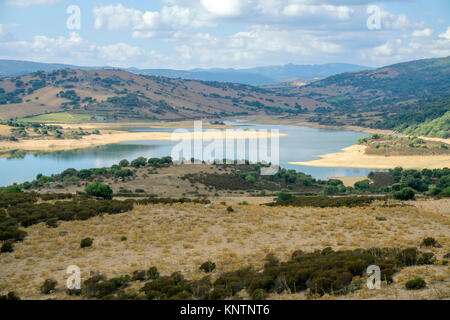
[
  {"xmin": 0, "ymin": 57, "xmax": 448, "ymax": 138},
  {"xmin": 269, "ymin": 56, "xmax": 450, "ymax": 137},
  {"xmin": 0, "ymin": 68, "xmax": 319, "ymax": 121},
  {"xmin": 0, "ymin": 59, "xmax": 371, "ymax": 86}
]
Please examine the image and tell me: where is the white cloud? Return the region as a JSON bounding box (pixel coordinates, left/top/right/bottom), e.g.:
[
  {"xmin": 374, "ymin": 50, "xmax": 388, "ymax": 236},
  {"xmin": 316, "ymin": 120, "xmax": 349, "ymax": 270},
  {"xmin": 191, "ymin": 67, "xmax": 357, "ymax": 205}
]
[
  {"xmin": 170, "ymin": 25, "xmax": 344, "ymax": 68},
  {"xmin": 98, "ymin": 43, "xmax": 143, "ymax": 62},
  {"xmin": 412, "ymin": 28, "xmax": 433, "ymax": 37},
  {"xmin": 283, "ymin": 3, "xmax": 354, "ymax": 20},
  {"xmin": 4, "ymin": 0, "xmax": 59, "ymax": 7},
  {"xmin": 93, "ymin": 3, "xmax": 211, "ymax": 38},
  {"xmin": 0, "ymin": 25, "xmax": 6, "ymax": 41},
  {"xmin": 93, "ymin": 4, "xmax": 144, "ymax": 30},
  {"xmin": 200, "ymin": 0, "xmax": 243, "ymax": 17},
  {"xmin": 438, "ymin": 26, "xmax": 450, "ymax": 40},
  {"xmin": 0, "ymin": 32, "xmax": 145, "ymax": 67}
]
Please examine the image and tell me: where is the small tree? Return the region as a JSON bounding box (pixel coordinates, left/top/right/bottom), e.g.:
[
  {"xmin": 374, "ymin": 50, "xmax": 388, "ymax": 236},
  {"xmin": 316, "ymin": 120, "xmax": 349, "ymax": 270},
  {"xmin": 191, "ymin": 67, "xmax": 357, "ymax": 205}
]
[
  {"xmin": 200, "ymin": 261, "xmax": 216, "ymax": 273},
  {"xmin": 118, "ymin": 159, "xmax": 129, "ymax": 167},
  {"xmin": 393, "ymin": 187, "xmax": 415, "ymax": 201},
  {"xmin": 277, "ymin": 192, "xmax": 292, "ymax": 202},
  {"xmin": 405, "ymin": 278, "xmax": 426, "ymax": 290},
  {"xmin": 40, "ymin": 279, "xmax": 58, "ymax": 294},
  {"xmin": 130, "ymin": 157, "xmax": 147, "ymax": 168},
  {"xmin": 1, "ymin": 185, "xmax": 22, "ymax": 194},
  {"xmin": 85, "ymin": 182, "xmax": 113, "ymax": 199},
  {"xmin": 80, "ymin": 237, "xmax": 94, "ymax": 248}
]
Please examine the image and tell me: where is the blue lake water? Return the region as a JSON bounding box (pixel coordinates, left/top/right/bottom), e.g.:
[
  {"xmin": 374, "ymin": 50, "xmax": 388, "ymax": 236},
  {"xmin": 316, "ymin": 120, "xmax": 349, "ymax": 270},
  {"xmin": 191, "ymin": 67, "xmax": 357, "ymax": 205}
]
[{"xmin": 0, "ymin": 122, "xmax": 374, "ymax": 186}]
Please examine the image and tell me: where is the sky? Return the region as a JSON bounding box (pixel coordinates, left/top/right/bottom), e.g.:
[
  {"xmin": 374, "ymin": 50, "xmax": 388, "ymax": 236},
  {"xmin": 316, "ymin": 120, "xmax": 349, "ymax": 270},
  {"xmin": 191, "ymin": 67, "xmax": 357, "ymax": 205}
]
[{"xmin": 0, "ymin": 0, "xmax": 449, "ymax": 70}]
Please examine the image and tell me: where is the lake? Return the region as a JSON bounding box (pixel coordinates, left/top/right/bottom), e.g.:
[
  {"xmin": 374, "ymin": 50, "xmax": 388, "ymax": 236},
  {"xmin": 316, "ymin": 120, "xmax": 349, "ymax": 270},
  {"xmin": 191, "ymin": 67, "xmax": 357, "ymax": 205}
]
[{"xmin": 0, "ymin": 122, "xmax": 373, "ymax": 186}]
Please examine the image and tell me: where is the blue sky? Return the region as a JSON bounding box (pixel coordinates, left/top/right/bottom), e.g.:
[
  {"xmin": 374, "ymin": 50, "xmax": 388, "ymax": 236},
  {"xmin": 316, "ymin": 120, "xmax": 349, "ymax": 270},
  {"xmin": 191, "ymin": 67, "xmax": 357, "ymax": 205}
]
[{"xmin": 0, "ymin": 0, "xmax": 449, "ymax": 69}]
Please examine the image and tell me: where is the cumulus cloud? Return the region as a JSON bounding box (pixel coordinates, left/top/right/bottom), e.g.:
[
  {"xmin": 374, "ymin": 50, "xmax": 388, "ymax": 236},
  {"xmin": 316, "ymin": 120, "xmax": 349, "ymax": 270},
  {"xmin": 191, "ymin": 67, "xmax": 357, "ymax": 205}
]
[
  {"xmin": 412, "ymin": 28, "xmax": 433, "ymax": 37},
  {"xmin": 93, "ymin": 3, "xmax": 212, "ymax": 38},
  {"xmin": 0, "ymin": 32, "xmax": 144, "ymax": 67},
  {"xmin": 170, "ymin": 25, "xmax": 345, "ymax": 68},
  {"xmin": 4, "ymin": 0, "xmax": 59, "ymax": 7},
  {"xmin": 283, "ymin": 3, "xmax": 354, "ymax": 20},
  {"xmin": 438, "ymin": 26, "xmax": 450, "ymax": 40},
  {"xmin": 0, "ymin": 25, "xmax": 6, "ymax": 41},
  {"xmin": 200, "ymin": 0, "xmax": 243, "ymax": 17},
  {"xmin": 98, "ymin": 42, "xmax": 143, "ymax": 62}
]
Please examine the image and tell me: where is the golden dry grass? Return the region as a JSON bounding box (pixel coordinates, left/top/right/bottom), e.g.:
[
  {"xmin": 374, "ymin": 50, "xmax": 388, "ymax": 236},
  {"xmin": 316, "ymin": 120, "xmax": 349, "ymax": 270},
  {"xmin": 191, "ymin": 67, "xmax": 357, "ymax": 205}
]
[{"xmin": 0, "ymin": 201, "xmax": 448, "ymax": 300}]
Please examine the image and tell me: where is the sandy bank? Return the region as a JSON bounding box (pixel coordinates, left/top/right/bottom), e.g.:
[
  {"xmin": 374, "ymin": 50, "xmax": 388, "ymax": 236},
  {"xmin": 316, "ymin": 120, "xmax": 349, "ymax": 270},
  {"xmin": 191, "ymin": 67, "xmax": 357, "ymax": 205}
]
[
  {"xmin": 0, "ymin": 129, "xmax": 287, "ymax": 154},
  {"xmin": 290, "ymin": 144, "xmax": 450, "ymax": 170}
]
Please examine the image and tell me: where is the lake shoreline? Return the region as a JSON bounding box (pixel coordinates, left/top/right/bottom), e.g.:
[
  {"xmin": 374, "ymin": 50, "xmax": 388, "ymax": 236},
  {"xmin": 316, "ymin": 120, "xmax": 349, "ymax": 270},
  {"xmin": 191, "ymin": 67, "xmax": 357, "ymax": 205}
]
[
  {"xmin": 0, "ymin": 129, "xmax": 287, "ymax": 156},
  {"xmin": 290, "ymin": 144, "xmax": 450, "ymax": 170}
]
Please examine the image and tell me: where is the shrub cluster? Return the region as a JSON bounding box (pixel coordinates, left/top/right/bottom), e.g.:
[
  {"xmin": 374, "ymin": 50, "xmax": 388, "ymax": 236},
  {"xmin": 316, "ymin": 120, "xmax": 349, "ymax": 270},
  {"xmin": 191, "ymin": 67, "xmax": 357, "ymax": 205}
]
[
  {"xmin": 85, "ymin": 247, "xmax": 435, "ymax": 300},
  {"xmin": 269, "ymin": 195, "xmax": 378, "ymax": 208},
  {"xmin": 80, "ymin": 238, "xmax": 94, "ymax": 248},
  {"xmin": 40, "ymin": 279, "xmax": 58, "ymax": 294},
  {"xmin": 405, "ymin": 278, "xmax": 426, "ymax": 290}
]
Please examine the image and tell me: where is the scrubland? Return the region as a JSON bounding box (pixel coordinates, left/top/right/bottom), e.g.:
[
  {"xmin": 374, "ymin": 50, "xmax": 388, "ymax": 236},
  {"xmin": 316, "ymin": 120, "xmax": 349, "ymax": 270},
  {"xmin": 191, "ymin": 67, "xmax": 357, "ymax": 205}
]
[{"xmin": 1, "ymin": 200, "xmax": 448, "ymax": 300}]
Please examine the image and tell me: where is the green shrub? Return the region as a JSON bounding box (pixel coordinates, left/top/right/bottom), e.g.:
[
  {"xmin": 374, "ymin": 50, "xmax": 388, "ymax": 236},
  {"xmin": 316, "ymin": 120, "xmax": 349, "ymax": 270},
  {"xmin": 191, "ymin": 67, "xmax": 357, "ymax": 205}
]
[
  {"xmin": 252, "ymin": 288, "xmax": 267, "ymax": 300},
  {"xmin": 354, "ymin": 180, "xmax": 371, "ymax": 191},
  {"xmin": 1, "ymin": 240, "xmax": 14, "ymax": 253},
  {"xmin": 85, "ymin": 182, "xmax": 113, "ymax": 199},
  {"xmin": 1, "ymin": 185, "xmax": 22, "ymax": 194},
  {"xmin": 46, "ymin": 218, "xmax": 58, "ymax": 228},
  {"xmin": 323, "ymin": 185, "xmax": 339, "ymax": 195},
  {"xmin": 393, "ymin": 187, "xmax": 415, "ymax": 200},
  {"xmin": 0, "ymin": 291, "xmax": 20, "ymax": 300},
  {"xmin": 440, "ymin": 187, "xmax": 450, "ymax": 197},
  {"xmin": 40, "ymin": 279, "xmax": 58, "ymax": 294},
  {"xmin": 277, "ymin": 192, "xmax": 292, "ymax": 201},
  {"xmin": 226, "ymin": 206, "xmax": 234, "ymax": 213},
  {"xmin": 271, "ymin": 195, "xmax": 376, "ymax": 208},
  {"xmin": 200, "ymin": 261, "xmax": 216, "ymax": 273},
  {"xmin": 405, "ymin": 278, "xmax": 426, "ymax": 290},
  {"xmin": 420, "ymin": 237, "xmax": 441, "ymax": 248},
  {"xmin": 118, "ymin": 159, "xmax": 130, "ymax": 167},
  {"xmin": 327, "ymin": 179, "xmax": 343, "ymax": 186},
  {"xmin": 132, "ymin": 270, "xmax": 147, "ymax": 281},
  {"xmin": 131, "ymin": 157, "xmax": 147, "ymax": 168},
  {"xmin": 147, "ymin": 267, "xmax": 160, "ymax": 280},
  {"xmin": 80, "ymin": 237, "xmax": 93, "ymax": 248}
]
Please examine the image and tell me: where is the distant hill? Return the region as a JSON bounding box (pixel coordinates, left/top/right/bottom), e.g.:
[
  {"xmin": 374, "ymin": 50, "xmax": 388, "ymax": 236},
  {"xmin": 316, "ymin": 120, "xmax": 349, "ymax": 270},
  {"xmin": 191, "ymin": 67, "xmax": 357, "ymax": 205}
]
[
  {"xmin": 270, "ymin": 56, "xmax": 450, "ymax": 137},
  {"xmin": 0, "ymin": 60, "xmax": 105, "ymax": 78},
  {"xmin": 0, "ymin": 59, "xmax": 371, "ymax": 86},
  {"xmin": 0, "ymin": 68, "xmax": 312, "ymax": 121},
  {"xmin": 136, "ymin": 63, "xmax": 372, "ymax": 85},
  {"xmin": 0, "ymin": 57, "xmax": 448, "ymax": 137}
]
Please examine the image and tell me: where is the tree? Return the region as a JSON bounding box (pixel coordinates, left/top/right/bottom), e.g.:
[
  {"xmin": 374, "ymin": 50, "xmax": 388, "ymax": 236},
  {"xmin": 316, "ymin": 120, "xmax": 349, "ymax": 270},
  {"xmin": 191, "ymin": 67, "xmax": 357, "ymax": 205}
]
[
  {"xmin": 1, "ymin": 185, "xmax": 22, "ymax": 194},
  {"xmin": 131, "ymin": 157, "xmax": 147, "ymax": 168},
  {"xmin": 118, "ymin": 159, "xmax": 129, "ymax": 167},
  {"xmin": 393, "ymin": 187, "xmax": 415, "ymax": 201},
  {"xmin": 85, "ymin": 182, "xmax": 113, "ymax": 199}
]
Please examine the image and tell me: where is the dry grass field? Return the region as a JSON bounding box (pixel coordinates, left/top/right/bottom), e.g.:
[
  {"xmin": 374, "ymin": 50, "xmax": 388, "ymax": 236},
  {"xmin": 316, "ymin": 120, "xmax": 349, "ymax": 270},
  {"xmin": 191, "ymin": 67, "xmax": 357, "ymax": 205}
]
[{"xmin": 1, "ymin": 199, "xmax": 448, "ymax": 300}]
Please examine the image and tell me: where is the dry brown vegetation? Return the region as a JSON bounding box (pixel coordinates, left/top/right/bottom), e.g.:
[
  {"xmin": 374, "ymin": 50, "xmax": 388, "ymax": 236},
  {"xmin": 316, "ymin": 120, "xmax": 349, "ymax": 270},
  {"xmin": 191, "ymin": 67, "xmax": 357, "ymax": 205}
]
[
  {"xmin": 0, "ymin": 69, "xmax": 302, "ymax": 121},
  {"xmin": 0, "ymin": 199, "xmax": 448, "ymax": 300}
]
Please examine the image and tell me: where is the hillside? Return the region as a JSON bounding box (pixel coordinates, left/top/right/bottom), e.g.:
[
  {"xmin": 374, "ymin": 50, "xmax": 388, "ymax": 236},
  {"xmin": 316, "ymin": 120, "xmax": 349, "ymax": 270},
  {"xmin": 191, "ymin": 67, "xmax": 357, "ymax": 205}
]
[
  {"xmin": 270, "ymin": 56, "xmax": 450, "ymax": 136},
  {"xmin": 0, "ymin": 59, "xmax": 371, "ymax": 86},
  {"xmin": 0, "ymin": 69, "xmax": 315, "ymax": 121}
]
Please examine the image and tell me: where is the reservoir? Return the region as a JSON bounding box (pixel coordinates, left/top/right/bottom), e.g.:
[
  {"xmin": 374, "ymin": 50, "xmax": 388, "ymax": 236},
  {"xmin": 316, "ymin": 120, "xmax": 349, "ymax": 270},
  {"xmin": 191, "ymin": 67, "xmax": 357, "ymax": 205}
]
[{"xmin": 0, "ymin": 122, "xmax": 372, "ymax": 186}]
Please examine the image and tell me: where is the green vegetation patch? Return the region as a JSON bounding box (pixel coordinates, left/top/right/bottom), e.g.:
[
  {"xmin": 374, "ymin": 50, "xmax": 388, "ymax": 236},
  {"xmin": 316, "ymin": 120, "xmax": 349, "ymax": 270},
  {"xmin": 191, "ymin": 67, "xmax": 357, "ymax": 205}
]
[
  {"xmin": 21, "ymin": 112, "xmax": 92, "ymax": 123},
  {"xmin": 268, "ymin": 195, "xmax": 378, "ymax": 207}
]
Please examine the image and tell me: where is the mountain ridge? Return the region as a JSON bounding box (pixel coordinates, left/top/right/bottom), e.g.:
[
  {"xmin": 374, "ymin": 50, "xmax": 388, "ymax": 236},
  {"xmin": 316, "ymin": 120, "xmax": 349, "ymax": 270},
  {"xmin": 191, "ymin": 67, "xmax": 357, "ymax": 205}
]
[{"xmin": 0, "ymin": 59, "xmax": 372, "ymax": 86}]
